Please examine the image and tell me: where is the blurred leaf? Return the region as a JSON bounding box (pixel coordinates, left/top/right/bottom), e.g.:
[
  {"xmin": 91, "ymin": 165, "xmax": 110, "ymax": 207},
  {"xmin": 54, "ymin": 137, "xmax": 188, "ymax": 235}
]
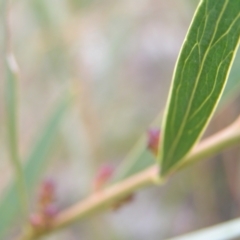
[
  {"xmin": 6, "ymin": 56, "xmax": 19, "ymax": 169},
  {"xmin": 159, "ymin": 0, "xmax": 240, "ymax": 175},
  {"xmin": 69, "ymin": 0, "xmax": 95, "ymax": 10},
  {"xmin": 111, "ymin": 136, "xmax": 155, "ymax": 183},
  {"xmin": 111, "ymin": 115, "xmax": 162, "ymax": 183},
  {"xmin": 221, "ymin": 48, "xmax": 240, "ymax": 105},
  {"xmin": 30, "ymin": 0, "xmax": 53, "ymax": 29},
  {"xmin": 0, "ymin": 94, "xmax": 71, "ymax": 239},
  {"xmin": 167, "ymin": 217, "xmax": 240, "ymax": 240},
  {"xmin": 5, "ymin": 54, "xmax": 29, "ymax": 216}
]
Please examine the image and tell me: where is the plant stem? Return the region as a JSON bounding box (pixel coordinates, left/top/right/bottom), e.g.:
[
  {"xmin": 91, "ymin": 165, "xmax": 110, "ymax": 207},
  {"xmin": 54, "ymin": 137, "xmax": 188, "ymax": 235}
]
[
  {"xmin": 19, "ymin": 116, "xmax": 240, "ymax": 240},
  {"xmin": 4, "ymin": 0, "xmax": 29, "ymax": 216}
]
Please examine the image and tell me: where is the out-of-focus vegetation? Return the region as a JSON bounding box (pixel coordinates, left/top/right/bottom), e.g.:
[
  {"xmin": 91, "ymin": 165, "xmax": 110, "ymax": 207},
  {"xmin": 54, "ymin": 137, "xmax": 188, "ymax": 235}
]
[{"xmin": 0, "ymin": 0, "xmax": 240, "ymax": 239}]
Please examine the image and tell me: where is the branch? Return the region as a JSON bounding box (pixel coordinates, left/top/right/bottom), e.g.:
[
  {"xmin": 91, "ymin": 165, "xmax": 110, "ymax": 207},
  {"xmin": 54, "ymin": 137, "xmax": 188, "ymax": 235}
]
[{"xmin": 19, "ymin": 116, "xmax": 240, "ymax": 240}]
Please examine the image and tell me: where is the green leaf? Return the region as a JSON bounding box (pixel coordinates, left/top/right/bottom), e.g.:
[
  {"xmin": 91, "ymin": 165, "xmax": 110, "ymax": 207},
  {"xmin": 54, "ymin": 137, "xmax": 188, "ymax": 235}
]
[
  {"xmin": 0, "ymin": 94, "xmax": 71, "ymax": 239},
  {"xmin": 159, "ymin": 0, "xmax": 240, "ymax": 176},
  {"xmin": 5, "ymin": 54, "xmax": 29, "ymax": 217}
]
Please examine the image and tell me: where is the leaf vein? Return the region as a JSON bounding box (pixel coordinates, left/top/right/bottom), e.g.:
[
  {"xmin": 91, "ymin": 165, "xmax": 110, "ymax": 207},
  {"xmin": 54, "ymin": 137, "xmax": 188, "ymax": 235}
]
[{"xmin": 164, "ymin": 0, "xmax": 229, "ymax": 162}]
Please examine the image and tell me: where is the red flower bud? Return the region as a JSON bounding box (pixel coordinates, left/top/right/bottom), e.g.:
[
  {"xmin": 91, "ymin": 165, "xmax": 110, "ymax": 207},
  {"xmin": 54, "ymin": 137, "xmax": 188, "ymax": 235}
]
[{"xmin": 147, "ymin": 128, "xmax": 160, "ymax": 156}]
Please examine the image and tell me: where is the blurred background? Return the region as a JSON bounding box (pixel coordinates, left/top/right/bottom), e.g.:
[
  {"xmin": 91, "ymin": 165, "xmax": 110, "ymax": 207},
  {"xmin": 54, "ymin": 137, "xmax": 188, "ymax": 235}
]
[{"xmin": 0, "ymin": 0, "xmax": 240, "ymax": 239}]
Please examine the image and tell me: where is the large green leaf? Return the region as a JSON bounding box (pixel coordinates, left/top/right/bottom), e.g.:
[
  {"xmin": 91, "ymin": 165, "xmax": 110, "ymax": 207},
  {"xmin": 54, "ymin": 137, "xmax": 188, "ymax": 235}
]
[
  {"xmin": 159, "ymin": 0, "xmax": 240, "ymax": 176},
  {"xmin": 0, "ymin": 94, "xmax": 71, "ymax": 239}
]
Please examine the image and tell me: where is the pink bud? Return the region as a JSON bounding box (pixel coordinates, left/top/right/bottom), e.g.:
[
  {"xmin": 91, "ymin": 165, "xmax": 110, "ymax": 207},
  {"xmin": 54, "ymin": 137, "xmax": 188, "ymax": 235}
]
[
  {"xmin": 44, "ymin": 204, "xmax": 58, "ymax": 219},
  {"xmin": 41, "ymin": 179, "xmax": 55, "ymax": 195},
  {"xmin": 29, "ymin": 214, "xmax": 44, "ymax": 228},
  {"xmin": 93, "ymin": 164, "xmax": 115, "ymax": 191},
  {"xmin": 147, "ymin": 128, "xmax": 160, "ymax": 156},
  {"xmin": 39, "ymin": 178, "xmax": 56, "ymax": 206}
]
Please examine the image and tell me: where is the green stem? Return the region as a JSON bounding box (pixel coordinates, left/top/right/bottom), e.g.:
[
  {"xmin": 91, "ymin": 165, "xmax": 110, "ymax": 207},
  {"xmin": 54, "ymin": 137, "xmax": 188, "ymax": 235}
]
[
  {"xmin": 19, "ymin": 116, "xmax": 240, "ymax": 240},
  {"xmin": 4, "ymin": 0, "xmax": 28, "ymax": 216}
]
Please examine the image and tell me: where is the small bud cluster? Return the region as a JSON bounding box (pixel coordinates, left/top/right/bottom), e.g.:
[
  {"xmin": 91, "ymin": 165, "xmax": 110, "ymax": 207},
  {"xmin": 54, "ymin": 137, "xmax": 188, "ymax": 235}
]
[{"xmin": 30, "ymin": 179, "xmax": 58, "ymax": 229}]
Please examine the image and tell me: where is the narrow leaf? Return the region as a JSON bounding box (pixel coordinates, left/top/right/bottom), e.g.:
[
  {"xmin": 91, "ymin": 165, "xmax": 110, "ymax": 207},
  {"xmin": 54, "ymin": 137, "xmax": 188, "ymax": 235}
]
[
  {"xmin": 159, "ymin": 0, "xmax": 240, "ymax": 175},
  {"xmin": 166, "ymin": 217, "xmax": 240, "ymax": 240},
  {"xmin": 0, "ymin": 94, "xmax": 71, "ymax": 239},
  {"xmin": 5, "ymin": 54, "xmax": 29, "ymax": 217},
  {"xmin": 4, "ymin": 0, "xmax": 29, "ymax": 217},
  {"xmin": 110, "ymin": 114, "xmax": 162, "ymax": 183}
]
